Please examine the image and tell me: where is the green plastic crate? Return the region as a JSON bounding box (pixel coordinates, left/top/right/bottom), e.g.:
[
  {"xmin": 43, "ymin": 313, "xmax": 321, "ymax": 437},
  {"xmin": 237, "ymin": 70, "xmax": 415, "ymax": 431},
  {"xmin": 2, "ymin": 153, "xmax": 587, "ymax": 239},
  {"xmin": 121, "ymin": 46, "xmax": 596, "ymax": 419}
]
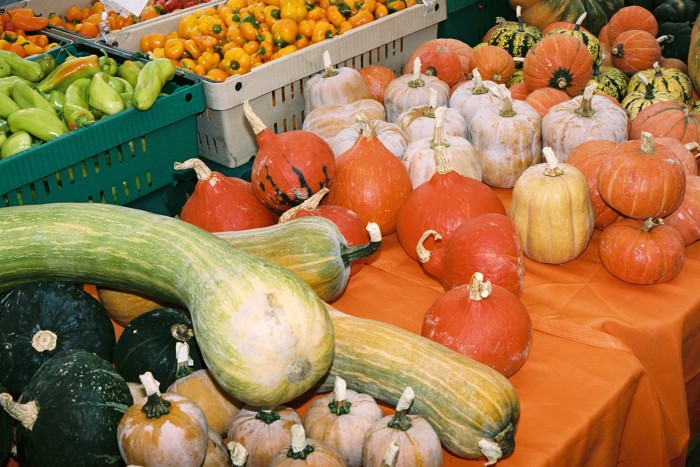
[
  {"xmin": 0, "ymin": 41, "xmax": 206, "ymax": 208},
  {"xmin": 438, "ymin": 0, "xmax": 516, "ymax": 46}
]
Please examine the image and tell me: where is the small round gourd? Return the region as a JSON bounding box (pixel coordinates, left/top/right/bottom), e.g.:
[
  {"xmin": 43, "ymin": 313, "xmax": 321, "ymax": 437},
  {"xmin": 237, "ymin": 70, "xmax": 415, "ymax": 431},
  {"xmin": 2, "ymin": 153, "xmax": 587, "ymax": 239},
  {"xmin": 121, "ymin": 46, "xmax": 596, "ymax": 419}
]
[
  {"xmin": 330, "ymin": 119, "xmax": 409, "ymax": 159},
  {"xmin": 361, "ymin": 387, "xmax": 443, "ymax": 467},
  {"xmin": 270, "ymin": 424, "xmax": 345, "ymax": 466},
  {"xmin": 303, "ymin": 51, "xmax": 373, "ymax": 115},
  {"xmin": 167, "ymin": 368, "xmax": 243, "ymax": 436},
  {"xmin": 396, "ymin": 88, "xmax": 467, "ymax": 142},
  {"xmin": 627, "ymin": 62, "xmax": 693, "ymax": 103},
  {"xmin": 449, "ymin": 69, "xmax": 498, "ymax": 138},
  {"xmin": 470, "ymin": 84, "xmax": 542, "ymax": 188},
  {"xmin": 303, "ymin": 377, "xmax": 384, "ymax": 467},
  {"xmin": 384, "ymin": 57, "xmax": 450, "ymax": 123},
  {"xmin": 227, "ymin": 405, "xmax": 303, "ymax": 467},
  {"xmin": 509, "ymin": 147, "xmax": 595, "ymax": 264},
  {"xmin": 118, "ymin": 372, "xmax": 209, "ymax": 467},
  {"xmin": 621, "ymin": 73, "xmax": 678, "ymax": 120}
]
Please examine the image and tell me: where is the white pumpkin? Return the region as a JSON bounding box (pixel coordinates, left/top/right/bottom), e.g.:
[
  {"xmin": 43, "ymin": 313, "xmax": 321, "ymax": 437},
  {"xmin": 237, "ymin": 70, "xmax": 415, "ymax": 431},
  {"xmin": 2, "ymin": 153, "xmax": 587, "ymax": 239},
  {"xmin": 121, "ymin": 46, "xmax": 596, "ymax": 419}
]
[
  {"xmin": 361, "ymin": 387, "xmax": 443, "ymax": 467},
  {"xmin": 302, "ymin": 99, "xmax": 386, "ymax": 144},
  {"xmin": 396, "ymin": 88, "xmax": 468, "ymax": 141},
  {"xmin": 270, "ymin": 424, "xmax": 345, "ymax": 466},
  {"xmin": 470, "ymin": 84, "xmax": 542, "ymax": 188},
  {"xmin": 401, "ymin": 106, "xmax": 482, "ymax": 188},
  {"xmin": 303, "ymin": 377, "xmax": 384, "ymax": 467},
  {"xmin": 448, "ymin": 68, "xmax": 498, "ymax": 139},
  {"xmin": 329, "ymin": 119, "xmax": 409, "ymax": 158},
  {"xmin": 304, "ymin": 50, "xmax": 373, "ymax": 115},
  {"xmin": 542, "ymin": 82, "xmax": 629, "ymax": 162},
  {"xmin": 384, "ymin": 57, "xmax": 450, "ymax": 123}
]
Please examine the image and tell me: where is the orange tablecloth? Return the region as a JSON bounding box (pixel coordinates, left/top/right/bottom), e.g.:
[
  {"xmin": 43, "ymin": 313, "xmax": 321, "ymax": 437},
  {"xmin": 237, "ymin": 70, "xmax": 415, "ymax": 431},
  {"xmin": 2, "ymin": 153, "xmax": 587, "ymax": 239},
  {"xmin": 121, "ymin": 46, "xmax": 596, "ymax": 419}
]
[{"xmin": 329, "ymin": 187, "xmax": 700, "ymax": 466}]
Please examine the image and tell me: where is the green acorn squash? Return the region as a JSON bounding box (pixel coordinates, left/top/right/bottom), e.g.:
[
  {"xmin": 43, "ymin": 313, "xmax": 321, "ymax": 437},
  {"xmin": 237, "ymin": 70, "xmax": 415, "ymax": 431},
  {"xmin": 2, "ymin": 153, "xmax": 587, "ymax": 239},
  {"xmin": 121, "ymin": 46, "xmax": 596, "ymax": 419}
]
[
  {"xmin": 0, "ymin": 281, "xmax": 115, "ymax": 398},
  {"xmin": 0, "ymin": 349, "xmax": 132, "ymax": 466},
  {"xmin": 113, "ymin": 307, "xmax": 206, "ymax": 391},
  {"xmin": 653, "ymin": 0, "xmax": 698, "ymax": 23}
]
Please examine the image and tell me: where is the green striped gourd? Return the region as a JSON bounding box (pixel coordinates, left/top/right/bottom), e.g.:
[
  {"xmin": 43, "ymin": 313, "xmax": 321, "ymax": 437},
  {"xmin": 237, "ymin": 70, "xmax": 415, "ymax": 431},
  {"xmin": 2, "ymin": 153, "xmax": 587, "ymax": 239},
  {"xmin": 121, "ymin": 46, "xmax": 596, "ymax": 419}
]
[
  {"xmin": 621, "ymin": 73, "xmax": 677, "ymax": 120},
  {"xmin": 627, "ymin": 62, "xmax": 693, "ymax": 103},
  {"xmin": 318, "ymin": 307, "xmax": 520, "ymax": 462},
  {"xmin": 0, "ymin": 203, "xmax": 335, "ymax": 407},
  {"xmin": 488, "ymin": 6, "xmax": 543, "ymax": 63},
  {"xmin": 545, "ymin": 12, "xmax": 601, "ymax": 65},
  {"xmin": 588, "ymin": 56, "xmax": 629, "ymax": 101}
]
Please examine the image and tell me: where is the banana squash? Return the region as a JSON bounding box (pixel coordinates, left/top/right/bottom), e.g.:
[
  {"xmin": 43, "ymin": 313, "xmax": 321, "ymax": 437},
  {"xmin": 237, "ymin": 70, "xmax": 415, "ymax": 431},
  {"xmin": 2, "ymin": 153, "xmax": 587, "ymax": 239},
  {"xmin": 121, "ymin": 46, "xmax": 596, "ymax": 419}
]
[{"xmin": 0, "ymin": 203, "xmax": 335, "ymax": 407}]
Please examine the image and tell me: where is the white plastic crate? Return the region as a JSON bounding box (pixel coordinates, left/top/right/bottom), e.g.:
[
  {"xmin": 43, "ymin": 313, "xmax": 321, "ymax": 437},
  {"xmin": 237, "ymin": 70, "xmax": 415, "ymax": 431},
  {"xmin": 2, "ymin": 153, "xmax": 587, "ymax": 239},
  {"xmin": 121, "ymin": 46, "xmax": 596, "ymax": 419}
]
[{"xmin": 104, "ymin": 0, "xmax": 447, "ymax": 167}]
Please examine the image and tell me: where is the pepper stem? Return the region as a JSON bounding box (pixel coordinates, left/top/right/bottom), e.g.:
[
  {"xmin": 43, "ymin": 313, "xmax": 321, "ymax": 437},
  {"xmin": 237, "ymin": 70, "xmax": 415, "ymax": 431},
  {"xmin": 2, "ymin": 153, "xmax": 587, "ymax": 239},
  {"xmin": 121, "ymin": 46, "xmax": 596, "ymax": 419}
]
[
  {"xmin": 340, "ymin": 222, "xmax": 382, "ymax": 267},
  {"xmin": 278, "ymin": 187, "xmax": 329, "ymax": 223},
  {"xmin": 174, "ymin": 158, "xmax": 213, "ymax": 183},
  {"xmin": 416, "ymin": 230, "xmax": 441, "ymax": 263},
  {"xmin": 139, "ymin": 372, "xmax": 171, "ymax": 419},
  {"xmin": 469, "ymin": 272, "xmax": 493, "ymax": 301},
  {"xmin": 0, "ymin": 393, "xmax": 38, "ymax": 430}
]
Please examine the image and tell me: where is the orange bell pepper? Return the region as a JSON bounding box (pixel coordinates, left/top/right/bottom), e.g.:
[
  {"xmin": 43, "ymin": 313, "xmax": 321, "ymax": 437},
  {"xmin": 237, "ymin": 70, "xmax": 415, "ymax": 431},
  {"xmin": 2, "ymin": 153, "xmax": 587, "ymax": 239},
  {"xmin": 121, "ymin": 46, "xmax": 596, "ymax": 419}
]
[
  {"xmin": 178, "ymin": 14, "xmax": 200, "ymax": 39},
  {"xmin": 197, "ymin": 51, "xmax": 221, "ymax": 71},
  {"xmin": 220, "ymin": 47, "xmax": 251, "ymax": 75},
  {"xmin": 255, "ymin": 40, "xmax": 275, "ymax": 60},
  {"xmin": 279, "ymin": 0, "xmax": 306, "ymax": 22},
  {"xmin": 164, "ymin": 37, "xmax": 185, "ymax": 60},
  {"xmin": 184, "ymin": 39, "xmax": 202, "ymax": 59},
  {"xmin": 225, "ymin": 25, "xmax": 246, "ymax": 46},
  {"xmin": 263, "ymin": 5, "xmax": 281, "ymax": 27},
  {"xmin": 271, "ymin": 18, "xmax": 298, "ymax": 47},
  {"xmin": 348, "ymin": 9, "xmax": 373, "ymax": 27},
  {"xmin": 197, "ymin": 15, "xmax": 226, "ymax": 40},
  {"xmin": 311, "ymin": 20, "xmax": 335, "ymax": 43}
]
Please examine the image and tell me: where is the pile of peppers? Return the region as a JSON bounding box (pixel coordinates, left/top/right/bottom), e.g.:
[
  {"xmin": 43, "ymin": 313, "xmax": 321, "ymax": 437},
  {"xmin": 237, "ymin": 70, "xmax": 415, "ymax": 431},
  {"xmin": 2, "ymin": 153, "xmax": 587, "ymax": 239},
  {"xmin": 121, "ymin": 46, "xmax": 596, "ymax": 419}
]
[{"xmin": 0, "ymin": 48, "xmax": 176, "ymax": 159}]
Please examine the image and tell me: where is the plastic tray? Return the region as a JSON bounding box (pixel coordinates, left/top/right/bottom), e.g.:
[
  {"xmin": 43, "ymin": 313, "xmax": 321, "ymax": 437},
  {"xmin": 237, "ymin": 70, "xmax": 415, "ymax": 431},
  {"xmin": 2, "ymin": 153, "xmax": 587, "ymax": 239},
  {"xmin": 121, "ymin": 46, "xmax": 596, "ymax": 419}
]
[
  {"xmin": 107, "ymin": 0, "xmax": 447, "ymax": 168},
  {"xmin": 0, "ymin": 41, "xmax": 206, "ymax": 207}
]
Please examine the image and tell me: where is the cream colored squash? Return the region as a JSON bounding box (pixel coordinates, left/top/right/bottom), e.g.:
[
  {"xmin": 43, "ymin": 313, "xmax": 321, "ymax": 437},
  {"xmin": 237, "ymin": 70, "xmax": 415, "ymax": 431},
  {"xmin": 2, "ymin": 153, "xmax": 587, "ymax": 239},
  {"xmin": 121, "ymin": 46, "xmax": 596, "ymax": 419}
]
[
  {"xmin": 304, "ymin": 51, "xmax": 373, "ymax": 115},
  {"xmin": 542, "ymin": 83, "xmax": 629, "ymax": 162},
  {"xmin": 509, "ymin": 147, "xmax": 595, "ymax": 264},
  {"xmin": 329, "ymin": 119, "xmax": 409, "ymax": 158},
  {"xmin": 302, "ymin": 99, "xmax": 386, "ymax": 144},
  {"xmin": 448, "ymin": 68, "xmax": 498, "ymax": 139},
  {"xmin": 167, "ymin": 369, "xmax": 244, "ymax": 437},
  {"xmin": 384, "ymin": 57, "xmax": 450, "ymax": 123},
  {"xmin": 470, "ymin": 84, "xmax": 542, "ymax": 188},
  {"xmin": 396, "ymin": 88, "xmax": 468, "ymax": 141},
  {"xmin": 303, "ymin": 377, "xmax": 384, "ymax": 467},
  {"xmin": 401, "ymin": 106, "xmax": 482, "ymax": 188},
  {"xmin": 361, "ymin": 387, "xmax": 443, "ymax": 467},
  {"xmin": 270, "ymin": 424, "xmax": 345, "ymax": 466},
  {"xmin": 227, "ymin": 405, "xmax": 303, "ymax": 467},
  {"xmin": 203, "ymin": 430, "xmax": 232, "ymax": 467}
]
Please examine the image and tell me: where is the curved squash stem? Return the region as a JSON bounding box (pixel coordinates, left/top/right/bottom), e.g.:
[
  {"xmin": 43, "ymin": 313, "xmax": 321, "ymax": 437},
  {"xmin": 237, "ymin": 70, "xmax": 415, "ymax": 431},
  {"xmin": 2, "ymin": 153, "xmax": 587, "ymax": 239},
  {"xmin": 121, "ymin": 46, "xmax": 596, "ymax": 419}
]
[
  {"xmin": 381, "ymin": 442, "xmax": 400, "ymax": 467},
  {"xmin": 287, "ymin": 424, "xmax": 315, "ymax": 459},
  {"xmin": 387, "ymin": 387, "xmax": 414, "ymax": 431},
  {"xmin": 278, "ymin": 187, "xmax": 329, "ymax": 223},
  {"xmin": 340, "ymin": 222, "xmax": 382, "ymax": 268},
  {"xmin": 471, "ymin": 69, "xmax": 489, "ymax": 95},
  {"xmin": 573, "ymin": 11, "xmax": 587, "ymax": 31},
  {"xmin": 140, "ymin": 372, "xmax": 171, "ymax": 419},
  {"xmin": 479, "ymin": 439, "xmax": 503, "ymax": 466},
  {"xmin": 243, "ymin": 100, "xmax": 268, "ymax": 136},
  {"xmin": 255, "ymin": 407, "xmax": 281, "ymax": 424},
  {"xmin": 468, "ymin": 272, "xmax": 493, "ymax": 301},
  {"xmin": 174, "ymin": 158, "xmax": 213, "ymax": 183},
  {"xmin": 322, "ymin": 50, "xmax": 338, "ymax": 78},
  {"xmin": 175, "ymin": 341, "xmax": 193, "ymax": 379},
  {"xmin": 641, "ymin": 218, "xmax": 664, "ymax": 232},
  {"xmin": 640, "ymin": 131, "xmax": 655, "ymax": 154},
  {"xmin": 356, "ymin": 112, "xmax": 377, "ymax": 139},
  {"xmin": 32, "ymin": 329, "xmax": 57, "ymax": 352},
  {"xmin": 416, "ymin": 230, "xmax": 441, "ymax": 263},
  {"xmin": 515, "ymin": 5, "xmax": 524, "ymax": 32},
  {"xmin": 576, "ymin": 83, "xmax": 597, "ymax": 118},
  {"xmin": 637, "ymin": 73, "xmax": 656, "ymax": 100},
  {"xmin": 228, "ymin": 441, "xmax": 249, "ymax": 467},
  {"xmin": 0, "ymin": 393, "xmax": 38, "ymax": 430}
]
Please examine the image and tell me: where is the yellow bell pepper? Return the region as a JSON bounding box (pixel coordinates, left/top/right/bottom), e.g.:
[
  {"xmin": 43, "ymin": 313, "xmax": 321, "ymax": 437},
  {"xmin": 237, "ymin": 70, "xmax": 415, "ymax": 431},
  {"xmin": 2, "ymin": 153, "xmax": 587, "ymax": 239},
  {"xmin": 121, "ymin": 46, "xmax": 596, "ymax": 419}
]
[
  {"xmin": 178, "ymin": 14, "xmax": 200, "ymax": 39},
  {"xmin": 221, "ymin": 47, "xmax": 252, "ymax": 75},
  {"xmin": 280, "ymin": 0, "xmax": 307, "ymax": 23}
]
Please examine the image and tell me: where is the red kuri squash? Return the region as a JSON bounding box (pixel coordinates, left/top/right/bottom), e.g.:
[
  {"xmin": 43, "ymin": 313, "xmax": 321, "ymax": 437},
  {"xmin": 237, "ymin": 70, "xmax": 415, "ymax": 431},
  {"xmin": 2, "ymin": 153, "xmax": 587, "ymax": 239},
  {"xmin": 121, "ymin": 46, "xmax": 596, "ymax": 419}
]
[{"xmin": 664, "ymin": 174, "xmax": 700, "ymax": 245}]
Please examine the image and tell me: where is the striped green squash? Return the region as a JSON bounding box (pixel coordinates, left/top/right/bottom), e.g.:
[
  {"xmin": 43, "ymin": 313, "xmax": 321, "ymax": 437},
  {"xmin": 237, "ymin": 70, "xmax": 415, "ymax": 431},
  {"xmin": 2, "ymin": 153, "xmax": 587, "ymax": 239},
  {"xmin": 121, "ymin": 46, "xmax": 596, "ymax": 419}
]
[
  {"xmin": 627, "ymin": 62, "xmax": 693, "ymax": 102},
  {"xmin": 317, "ymin": 307, "xmax": 520, "ymax": 461},
  {"xmin": 488, "ymin": 6, "xmax": 543, "ymax": 63},
  {"xmin": 546, "ymin": 12, "xmax": 602, "ymax": 65},
  {"xmin": 216, "ymin": 217, "xmax": 381, "ymax": 302},
  {"xmin": 622, "ymin": 74, "xmax": 678, "ymax": 120},
  {"xmin": 510, "ymin": 0, "xmax": 622, "ymax": 36},
  {"xmin": 589, "ymin": 62, "xmax": 629, "ymax": 101},
  {"xmin": 0, "ymin": 203, "xmax": 335, "ymax": 407}
]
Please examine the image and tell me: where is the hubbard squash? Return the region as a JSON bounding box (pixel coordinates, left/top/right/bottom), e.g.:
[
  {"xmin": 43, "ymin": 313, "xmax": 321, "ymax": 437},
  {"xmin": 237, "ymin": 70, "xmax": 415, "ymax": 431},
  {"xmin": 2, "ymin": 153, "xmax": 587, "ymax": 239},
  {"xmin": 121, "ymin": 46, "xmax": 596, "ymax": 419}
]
[
  {"xmin": 1, "ymin": 349, "xmax": 132, "ymax": 466},
  {"xmin": 0, "ymin": 202, "xmax": 335, "ymax": 407},
  {"xmin": 0, "ymin": 281, "xmax": 116, "ymax": 398}
]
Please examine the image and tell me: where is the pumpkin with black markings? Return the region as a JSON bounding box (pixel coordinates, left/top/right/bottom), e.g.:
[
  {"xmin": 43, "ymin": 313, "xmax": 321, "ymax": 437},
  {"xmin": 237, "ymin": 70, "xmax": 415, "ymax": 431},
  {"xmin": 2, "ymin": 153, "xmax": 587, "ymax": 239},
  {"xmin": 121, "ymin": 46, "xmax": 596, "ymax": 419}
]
[
  {"xmin": 588, "ymin": 57, "xmax": 629, "ymax": 101},
  {"xmin": 487, "ymin": 6, "xmax": 544, "ymax": 63},
  {"xmin": 0, "ymin": 349, "xmax": 132, "ymax": 466},
  {"xmin": 628, "ymin": 62, "xmax": 693, "ymax": 102},
  {"xmin": 0, "ymin": 281, "xmax": 115, "ymax": 398}
]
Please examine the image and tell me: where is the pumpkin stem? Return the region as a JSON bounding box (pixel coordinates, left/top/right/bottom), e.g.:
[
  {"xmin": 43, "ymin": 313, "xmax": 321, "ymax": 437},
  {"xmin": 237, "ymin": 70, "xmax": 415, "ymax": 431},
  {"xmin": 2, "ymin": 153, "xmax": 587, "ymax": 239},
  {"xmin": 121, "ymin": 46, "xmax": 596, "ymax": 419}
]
[
  {"xmin": 434, "ymin": 144, "xmax": 453, "ymax": 175},
  {"xmin": 637, "ymin": 73, "xmax": 656, "ymax": 100},
  {"xmin": 171, "ymin": 323, "xmax": 194, "ymax": 342},
  {"xmin": 31, "ymin": 329, "xmax": 57, "ymax": 352},
  {"xmin": 515, "ymin": 5, "xmax": 524, "ymax": 32},
  {"xmin": 479, "ymin": 439, "xmax": 503, "ymax": 466},
  {"xmin": 0, "ymin": 393, "xmax": 38, "ymax": 430},
  {"xmin": 322, "ymin": 50, "xmax": 338, "ymax": 78},
  {"xmin": 573, "ymin": 11, "xmax": 586, "ymax": 31},
  {"xmin": 429, "ymin": 106, "xmax": 449, "ymax": 149},
  {"xmin": 576, "ymin": 83, "xmax": 597, "ymax": 117},
  {"xmin": 175, "ymin": 341, "xmax": 194, "ymax": 379},
  {"xmin": 408, "ymin": 57, "xmax": 425, "ymax": 88},
  {"xmin": 139, "ymin": 372, "xmax": 172, "ymax": 419},
  {"xmin": 228, "ymin": 441, "xmax": 249, "ymax": 467},
  {"xmin": 657, "ymin": 34, "xmax": 673, "ymax": 45},
  {"xmin": 255, "ymin": 407, "xmax": 281, "ymax": 424},
  {"xmin": 468, "ymin": 272, "xmax": 493, "ymax": 301},
  {"xmin": 243, "ymin": 100, "xmax": 268, "ymax": 136},
  {"xmin": 287, "ymin": 424, "xmax": 315, "ymax": 459},
  {"xmin": 174, "ymin": 158, "xmax": 213, "ymax": 183},
  {"xmin": 381, "ymin": 442, "xmax": 400, "ymax": 467},
  {"xmin": 328, "ymin": 376, "xmax": 353, "ymax": 415},
  {"xmin": 640, "ymin": 131, "xmax": 655, "ymax": 155},
  {"xmin": 653, "ymin": 62, "xmax": 662, "ymax": 77},
  {"xmin": 424, "ymin": 87, "xmax": 438, "ymax": 118},
  {"xmin": 278, "ymin": 187, "xmax": 329, "ymax": 223},
  {"xmin": 641, "ymin": 218, "xmax": 664, "ymax": 232},
  {"xmin": 416, "ymin": 230, "xmax": 442, "ymax": 263},
  {"xmin": 491, "ymin": 84, "xmax": 516, "ymax": 117},
  {"xmin": 471, "ymin": 69, "xmax": 489, "ymax": 95},
  {"xmin": 340, "ymin": 222, "xmax": 382, "ymax": 268},
  {"xmin": 611, "ymin": 43, "xmax": 623, "ymax": 58},
  {"xmin": 387, "ymin": 387, "xmax": 414, "ymax": 431},
  {"xmin": 356, "ymin": 112, "xmax": 377, "ymax": 138},
  {"xmin": 542, "ymin": 147, "xmax": 564, "ymax": 176}
]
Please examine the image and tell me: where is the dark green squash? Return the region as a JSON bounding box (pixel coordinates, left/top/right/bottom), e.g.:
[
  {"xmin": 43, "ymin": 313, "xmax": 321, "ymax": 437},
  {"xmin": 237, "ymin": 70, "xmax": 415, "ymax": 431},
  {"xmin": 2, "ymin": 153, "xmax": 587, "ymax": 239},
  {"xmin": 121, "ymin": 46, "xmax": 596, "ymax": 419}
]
[
  {"xmin": 0, "ymin": 381, "xmax": 10, "ymax": 465},
  {"xmin": 0, "ymin": 281, "xmax": 116, "ymax": 398},
  {"xmin": 653, "ymin": 0, "xmax": 698, "ymax": 23},
  {"xmin": 658, "ymin": 21, "xmax": 694, "ymax": 60},
  {"xmin": 488, "ymin": 5, "xmax": 544, "ymax": 63},
  {"xmin": 113, "ymin": 307, "xmax": 206, "ymax": 390},
  {"xmin": 0, "ymin": 349, "xmax": 132, "ymax": 466}
]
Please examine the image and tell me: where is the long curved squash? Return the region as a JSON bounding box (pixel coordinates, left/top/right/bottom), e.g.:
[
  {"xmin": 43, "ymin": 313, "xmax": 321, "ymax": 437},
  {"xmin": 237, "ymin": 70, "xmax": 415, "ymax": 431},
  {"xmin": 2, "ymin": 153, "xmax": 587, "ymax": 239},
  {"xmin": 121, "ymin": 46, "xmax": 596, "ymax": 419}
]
[
  {"xmin": 318, "ymin": 306, "xmax": 520, "ymax": 461},
  {"xmin": 0, "ymin": 203, "xmax": 335, "ymax": 407}
]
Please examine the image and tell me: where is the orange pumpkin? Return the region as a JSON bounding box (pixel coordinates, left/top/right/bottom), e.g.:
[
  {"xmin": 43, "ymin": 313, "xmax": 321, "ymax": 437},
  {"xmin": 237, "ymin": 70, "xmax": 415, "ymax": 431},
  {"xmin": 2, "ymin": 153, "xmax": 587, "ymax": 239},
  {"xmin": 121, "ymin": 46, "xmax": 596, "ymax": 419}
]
[
  {"xmin": 468, "ymin": 45, "xmax": 515, "ymax": 84},
  {"xmin": 664, "ymin": 174, "xmax": 700, "ymax": 246},
  {"xmin": 405, "ymin": 43, "xmax": 463, "ymax": 87},
  {"xmin": 524, "ymin": 87, "xmax": 570, "ymax": 117},
  {"xmin": 508, "ymin": 82, "xmax": 531, "ymax": 100},
  {"xmin": 405, "ymin": 38, "xmax": 474, "ymax": 83},
  {"xmin": 523, "ymin": 34, "xmax": 594, "ymax": 96},
  {"xmin": 611, "ymin": 29, "xmax": 665, "ymax": 75},
  {"xmin": 358, "ymin": 65, "xmax": 396, "ymax": 104},
  {"xmin": 630, "ymin": 100, "xmax": 700, "ymax": 144},
  {"xmin": 606, "ymin": 5, "xmax": 659, "ymax": 44}
]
